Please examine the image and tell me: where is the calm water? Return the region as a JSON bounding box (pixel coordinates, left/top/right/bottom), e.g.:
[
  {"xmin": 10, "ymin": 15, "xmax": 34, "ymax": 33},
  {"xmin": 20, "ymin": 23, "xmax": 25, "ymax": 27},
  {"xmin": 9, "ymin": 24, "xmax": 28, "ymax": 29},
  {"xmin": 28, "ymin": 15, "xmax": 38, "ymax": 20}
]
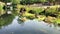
[{"xmin": 0, "ymin": 15, "xmax": 60, "ymax": 34}]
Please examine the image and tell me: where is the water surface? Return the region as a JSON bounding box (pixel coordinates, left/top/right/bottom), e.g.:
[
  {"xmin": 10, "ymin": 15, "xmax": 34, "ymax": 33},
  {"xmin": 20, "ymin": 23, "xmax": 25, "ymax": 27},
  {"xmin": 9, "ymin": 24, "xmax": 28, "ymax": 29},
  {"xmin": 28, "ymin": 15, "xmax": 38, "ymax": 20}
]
[{"xmin": 0, "ymin": 16, "xmax": 60, "ymax": 34}]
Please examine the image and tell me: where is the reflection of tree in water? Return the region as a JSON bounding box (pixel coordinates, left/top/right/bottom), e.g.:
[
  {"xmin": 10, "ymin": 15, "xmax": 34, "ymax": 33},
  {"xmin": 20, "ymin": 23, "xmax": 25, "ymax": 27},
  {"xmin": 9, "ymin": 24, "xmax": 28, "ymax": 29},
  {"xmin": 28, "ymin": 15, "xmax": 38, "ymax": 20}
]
[
  {"xmin": 0, "ymin": 14, "xmax": 15, "ymax": 29},
  {"xmin": 17, "ymin": 18, "xmax": 25, "ymax": 26}
]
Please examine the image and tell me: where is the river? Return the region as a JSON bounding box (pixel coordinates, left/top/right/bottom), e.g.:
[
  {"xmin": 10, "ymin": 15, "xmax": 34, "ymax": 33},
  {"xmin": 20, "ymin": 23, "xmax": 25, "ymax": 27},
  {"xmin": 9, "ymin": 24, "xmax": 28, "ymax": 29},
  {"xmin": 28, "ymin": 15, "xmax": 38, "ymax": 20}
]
[{"xmin": 0, "ymin": 15, "xmax": 60, "ymax": 34}]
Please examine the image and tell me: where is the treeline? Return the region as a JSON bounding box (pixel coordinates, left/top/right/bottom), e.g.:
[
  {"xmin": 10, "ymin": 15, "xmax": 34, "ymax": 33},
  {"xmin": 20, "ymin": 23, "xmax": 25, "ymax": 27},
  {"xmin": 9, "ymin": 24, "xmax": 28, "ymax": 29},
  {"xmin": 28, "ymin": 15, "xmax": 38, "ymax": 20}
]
[
  {"xmin": 20, "ymin": 0, "xmax": 47, "ymax": 5},
  {"xmin": 20, "ymin": 0, "xmax": 56, "ymax": 5},
  {"xmin": 0, "ymin": 0, "xmax": 20, "ymax": 4},
  {"xmin": 1, "ymin": 0, "xmax": 60, "ymax": 5},
  {"xmin": 0, "ymin": 0, "xmax": 58, "ymax": 5}
]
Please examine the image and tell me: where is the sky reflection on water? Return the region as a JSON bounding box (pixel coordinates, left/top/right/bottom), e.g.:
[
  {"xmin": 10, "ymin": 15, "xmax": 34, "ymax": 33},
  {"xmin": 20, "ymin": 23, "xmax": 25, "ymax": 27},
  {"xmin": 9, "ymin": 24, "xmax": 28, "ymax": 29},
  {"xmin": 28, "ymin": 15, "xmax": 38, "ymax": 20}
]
[{"xmin": 0, "ymin": 16, "xmax": 60, "ymax": 34}]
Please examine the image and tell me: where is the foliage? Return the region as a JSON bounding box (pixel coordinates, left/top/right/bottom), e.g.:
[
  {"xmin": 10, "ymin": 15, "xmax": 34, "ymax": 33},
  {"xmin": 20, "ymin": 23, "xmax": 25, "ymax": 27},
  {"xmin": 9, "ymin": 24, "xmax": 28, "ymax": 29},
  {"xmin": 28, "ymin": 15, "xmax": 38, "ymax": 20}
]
[
  {"xmin": 40, "ymin": 0, "xmax": 47, "ymax": 3},
  {"xmin": 45, "ymin": 7, "xmax": 57, "ymax": 16},
  {"xmin": 20, "ymin": 0, "xmax": 34, "ymax": 5},
  {"xmin": 0, "ymin": 2, "xmax": 4, "ymax": 11},
  {"xmin": 0, "ymin": 2, "xmax": 5, "ymax": 16},
  {"xmin": 0, "ymin": 14, "xmax": 14, "ymax": 29},
  {"xmin": 0, "ymin": 4, "xmax": 3, "ymax": 11},
  {"xmin": 12, "ymin": 0, "xmax": 20, "ymax": 4},
  {"xmin": 48, "ymin": 0, "xmax": 55, "ymax": 2},
  {"xmin": 2, "ymin": 0, "xmax": 20, "ymax": 4},
  {"xmin": 20, "ymin": 0, "xmax": 48, "ymax": 5},
  {"xmin": 52, "ymin": 18, "xmax": 60, "ymax": 25},
  {"xmin": 33, "ymin": 8, "xmax": 43, "ymax": 14},
  {"xmin": 3, "ymin": 0, "xmax": 12, "ymax": 2}
]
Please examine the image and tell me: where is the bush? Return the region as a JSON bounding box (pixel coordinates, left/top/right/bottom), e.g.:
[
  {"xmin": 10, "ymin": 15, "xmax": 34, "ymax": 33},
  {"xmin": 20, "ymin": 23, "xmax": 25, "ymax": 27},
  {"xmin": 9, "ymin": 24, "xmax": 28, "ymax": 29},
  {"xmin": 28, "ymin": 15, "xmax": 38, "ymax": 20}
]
[
  {"xmin": 34, "ymin": 8, "xmax": 43, "ymax": 14},
  {"xmin": 45, "ymin": 8, "xmax": 57, "ymax": 16},
  {"xmin": 28, "ymin": 10, "xmax": 35, "ymax": 14}
]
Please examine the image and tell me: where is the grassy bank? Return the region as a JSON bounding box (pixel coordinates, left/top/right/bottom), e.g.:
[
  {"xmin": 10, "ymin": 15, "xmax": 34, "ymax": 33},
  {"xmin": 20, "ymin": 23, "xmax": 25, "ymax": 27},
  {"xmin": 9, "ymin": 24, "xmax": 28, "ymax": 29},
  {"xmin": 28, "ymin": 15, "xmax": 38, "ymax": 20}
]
[{"xmin": 18, "ymin": 4, "xmax": 60, "ymax": 24}]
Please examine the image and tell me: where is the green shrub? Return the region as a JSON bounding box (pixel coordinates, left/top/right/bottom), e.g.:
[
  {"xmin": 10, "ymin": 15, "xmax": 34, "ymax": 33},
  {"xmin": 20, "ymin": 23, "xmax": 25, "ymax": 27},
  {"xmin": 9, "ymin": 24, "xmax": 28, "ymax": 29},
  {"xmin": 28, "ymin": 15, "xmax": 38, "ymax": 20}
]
[
  {"xmin": 45, "ymin": 8, "xmax": 57, "ymax": 16},
  {"xmin": 46, "ymin": 8, "xmax": 57, "ymax": 14},
  {"xmin": 34, "ymin": 8, "xmax": 43, "ymax": 14}
]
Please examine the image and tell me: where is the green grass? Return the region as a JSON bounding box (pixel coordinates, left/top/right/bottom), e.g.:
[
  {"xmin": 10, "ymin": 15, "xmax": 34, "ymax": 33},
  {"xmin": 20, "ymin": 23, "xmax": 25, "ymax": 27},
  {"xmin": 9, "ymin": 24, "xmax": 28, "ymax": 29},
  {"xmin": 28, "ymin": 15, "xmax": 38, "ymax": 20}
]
[
  {"xmin": 17, "ymin": 4, "xmax": 60, "ymax": 24},
  {"xmin": 17, "ymin": 5, "xmax": 44, "ymax": 13}
]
